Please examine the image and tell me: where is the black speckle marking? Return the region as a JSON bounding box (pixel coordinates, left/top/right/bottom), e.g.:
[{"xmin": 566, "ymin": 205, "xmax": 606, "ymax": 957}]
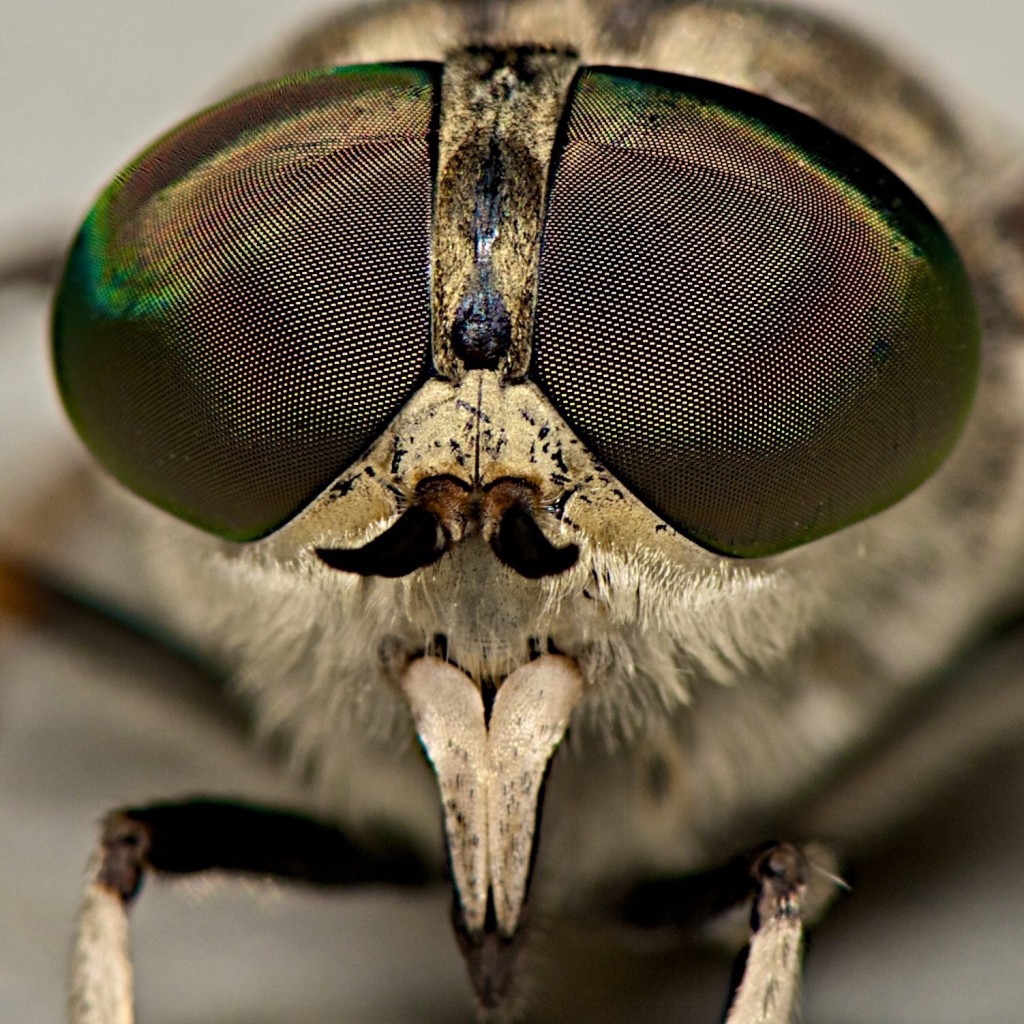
[
  {"xmin": 329, "ymin": 476, "xmax": 358, "ymax": 499},
  {"xmin": 391, "ymin": 444, "xmax": 408, "ymax": 475},
  {"xmin": 538, "ymin": 425, "xmax": 550, "ymax": 440},
  {"xmin": 455, "ymin": 399, "xmax": 491, "ymax": 424},
  {"xmin": 550, "ymin": 446, "xmax": 568, "ymax": 475},
  {"xmin": 550, "ymin": 473, "xmax": 570, "ymax": 487},
  {"xmin": 448, "ymin": 439, "xmax": 469, "ymax": 468},
  {"xmin": 612, "ymin": 488, "xmax": 625, "ymax": 500},
  {"xmin": 484, "ymin": 430, "xmax": 508, "ymax": 456},
  {"xmin": 365, "ymin": 467, "xmax": 376, "ymax": 478},
  {"xmin": 655, "ymin": 523, "xmax": 668, "ymax": 533}
]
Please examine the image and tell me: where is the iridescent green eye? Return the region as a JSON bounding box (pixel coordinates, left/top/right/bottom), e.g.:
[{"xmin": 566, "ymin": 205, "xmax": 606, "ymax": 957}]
[
  {"xmin": 531, "ymin": 68, "xmax": 979, "ymax": 557},
  {"xmin": 54, "ymin": 63, "xmax": 438, "ymax": 541}
]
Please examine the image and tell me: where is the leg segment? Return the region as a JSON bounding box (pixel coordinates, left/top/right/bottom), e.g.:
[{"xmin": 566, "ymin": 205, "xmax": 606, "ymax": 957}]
[
  {"xmin": 69, "ymin": 798, "xmax": 435, "ymax": 1024},
  {"xmin": 618, "ymin": 841, "xmax": 836, "ymax": 1024},
  {"xmin": 723, "ymin": 844, "xmax": 808, "ymax": 1024}
]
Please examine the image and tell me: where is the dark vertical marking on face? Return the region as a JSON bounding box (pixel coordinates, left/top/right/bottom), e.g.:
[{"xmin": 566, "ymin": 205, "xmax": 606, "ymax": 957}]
[
  {"xmin": 432, "ymin": 46, "xmax": 580, "ymax": 379},
  {"xmin": 452, "ymin": 138, "xmax": 513, "ymax": 368}
]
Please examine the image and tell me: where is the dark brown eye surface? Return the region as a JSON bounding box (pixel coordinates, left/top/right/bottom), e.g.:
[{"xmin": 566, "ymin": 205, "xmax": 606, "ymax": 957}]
[
  {"xmin": 531, "ymin": 68, "xmax": 979, "ymax": 557},
  {"xmin": 54, "ymin": 64, "xmax": 439, "ymax": 541}
]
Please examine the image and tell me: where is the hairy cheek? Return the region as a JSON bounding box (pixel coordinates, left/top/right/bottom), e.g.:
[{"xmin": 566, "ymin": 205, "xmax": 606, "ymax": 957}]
[{"xmin": 142, "ymin": 515, "xmax": 814, "ymax": 755}]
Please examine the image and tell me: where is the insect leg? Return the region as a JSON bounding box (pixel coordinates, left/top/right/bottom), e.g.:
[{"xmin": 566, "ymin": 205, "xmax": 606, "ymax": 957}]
[
  {"xmin": 70, "ymin": 798, "xmax": 435, "ymax": 1024},
  {"xmin": 616, "ymin": 841, "xmax": 838, "ymax": 1024},
  {"xmin": 721, "ymin": 843, "xmax": 807, "ymax": 1024}
]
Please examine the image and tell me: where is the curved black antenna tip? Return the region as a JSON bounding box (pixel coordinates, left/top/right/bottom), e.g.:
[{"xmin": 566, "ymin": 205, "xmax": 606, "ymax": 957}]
[
  {"xmin": 316, "ymin": 506, "xmax": 447, "ymax": 578},
  {"xmin": 490, "ymin": 503, "xmax": 578, "ymax": 580}
]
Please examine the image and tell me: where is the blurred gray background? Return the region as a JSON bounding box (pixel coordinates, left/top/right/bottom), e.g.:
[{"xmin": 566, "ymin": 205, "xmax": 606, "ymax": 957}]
[{"xmin": 2, "ymin": 3, "xmax": 1024, "ymax": 1023}]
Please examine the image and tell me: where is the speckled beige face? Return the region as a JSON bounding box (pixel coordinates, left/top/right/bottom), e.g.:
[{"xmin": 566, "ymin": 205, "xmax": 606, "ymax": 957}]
[{"xmin": 280, "ymin": 371, "xmax": 728, "ymax": 572}]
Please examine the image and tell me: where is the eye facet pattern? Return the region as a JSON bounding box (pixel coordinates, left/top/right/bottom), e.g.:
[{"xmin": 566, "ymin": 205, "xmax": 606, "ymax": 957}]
[
  {"xmin": 54, "ymin": 64, "xmax": 439, "ymax": 541},
  {"xmin": 531, "ymin": 68, "xmax": 979, "ymax": 557}
]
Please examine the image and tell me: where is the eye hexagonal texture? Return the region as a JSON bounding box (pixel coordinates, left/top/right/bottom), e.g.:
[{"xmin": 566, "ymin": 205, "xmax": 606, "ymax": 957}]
[
  {"xmin": 54, "ymin": 64, "xmax": 438, "ymax": 541},
  {"xmin": 531, "ymin": 68, "xmax": 979, "ymax": 557}
]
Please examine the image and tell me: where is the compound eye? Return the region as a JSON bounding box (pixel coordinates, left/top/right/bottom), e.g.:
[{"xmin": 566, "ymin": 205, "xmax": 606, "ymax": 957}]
[
  {"xmin": 54, "ymin": 64, "xmax": 438, "ymax": 541},
  {"xmin": 532, "ymin": 68, "xmax": 979, "ymax": 557}
]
